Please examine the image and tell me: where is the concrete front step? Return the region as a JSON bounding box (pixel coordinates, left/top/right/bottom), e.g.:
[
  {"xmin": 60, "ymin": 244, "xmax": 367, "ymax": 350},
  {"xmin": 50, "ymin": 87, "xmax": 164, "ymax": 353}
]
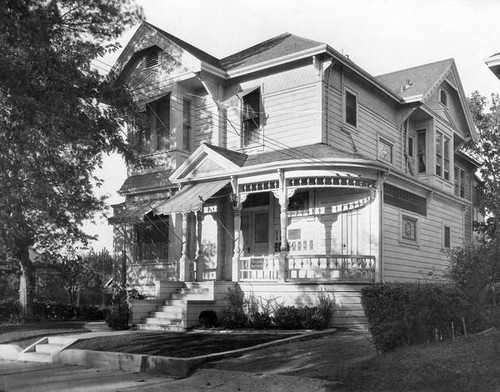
[
  {"xmin": 142, "ymin": 317, "xmax": 183, "ymax": 326},
  {"xmin": 19, "ymin": 351, "xmax": 52, "ymax": 363},
  {"xmin": 151, "ymin": 311, "xmax": 184, "ymax": 319},
  {"xmin": 134, "ymin": 323, "xmax": 186, "ymax": 332},
  {"xmin": 158, "ymin": 303, "xmax": 185, "ymax": 311},
  {"xmin": 34, "ymin": 343, "xmax": 66, "ymax": 355}
]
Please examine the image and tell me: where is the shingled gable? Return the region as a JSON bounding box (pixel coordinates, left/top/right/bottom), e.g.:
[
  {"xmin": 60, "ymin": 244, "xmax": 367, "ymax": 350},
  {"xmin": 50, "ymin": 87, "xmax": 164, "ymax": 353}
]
[
  {"xmin": 169, "ymin": 143, "xmax": 247, "ymax": 183},
  {"xmin": 111, "ymin": 22, "xmax": 223, "ymax": 82},
  {"xmin": 376, "ymin": 59, "xmax": 478, "ymax": 140}
]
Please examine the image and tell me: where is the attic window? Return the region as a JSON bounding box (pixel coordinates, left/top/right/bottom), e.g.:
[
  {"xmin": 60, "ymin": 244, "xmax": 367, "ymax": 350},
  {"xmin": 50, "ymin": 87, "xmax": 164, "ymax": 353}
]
[
  {"xmin": 146, "ymin": 49, "xmax": 160, "ymax": 68},
  {"xmin": 440, "ymin": 89, "xmax": 448, "ymax": 107}
]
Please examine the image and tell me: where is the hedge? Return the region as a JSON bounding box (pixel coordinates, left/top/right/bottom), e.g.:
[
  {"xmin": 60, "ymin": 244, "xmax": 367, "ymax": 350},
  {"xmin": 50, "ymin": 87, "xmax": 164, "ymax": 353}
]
[{"xmin": 361, "ymin": 283, "xmax": 479, "ymax": 353}]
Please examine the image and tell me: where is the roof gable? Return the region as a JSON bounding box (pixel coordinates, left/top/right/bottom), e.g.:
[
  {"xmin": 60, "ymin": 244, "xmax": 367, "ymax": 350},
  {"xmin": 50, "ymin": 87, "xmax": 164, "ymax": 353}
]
[
  {"xmin": 376, "ymin": 59, "xmax": 477, "ymax": 140},
  {"xmin": 170, "ymin": 143, "xmax": 247, "ymax": 182}
]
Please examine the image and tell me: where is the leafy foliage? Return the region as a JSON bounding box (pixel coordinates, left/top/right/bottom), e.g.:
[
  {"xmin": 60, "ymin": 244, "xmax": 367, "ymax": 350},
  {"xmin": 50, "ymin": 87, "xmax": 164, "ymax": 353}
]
[
  {"xmin": 105, "ymin": 284, "xmax": 130, "ymax": 330},
  {"xmin": 0, "ymin": 0, "xmax": 144, "ymax": 320},
  {"xmin": 361, "ymin": 283, "xmax": 478, "ymax": 353}
]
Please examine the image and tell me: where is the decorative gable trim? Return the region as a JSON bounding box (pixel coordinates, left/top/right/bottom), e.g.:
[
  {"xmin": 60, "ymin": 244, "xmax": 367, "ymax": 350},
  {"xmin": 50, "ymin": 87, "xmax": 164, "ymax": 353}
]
[{"xmin": 169, "ymin": 143, "xmax": 245, "ymax": 183}]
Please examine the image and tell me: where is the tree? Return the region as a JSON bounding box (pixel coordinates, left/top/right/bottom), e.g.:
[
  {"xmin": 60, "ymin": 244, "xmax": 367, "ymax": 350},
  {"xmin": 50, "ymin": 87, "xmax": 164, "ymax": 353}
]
[
  {"xmin": 467, "ymin": 91, "xmax": 500, "ymax": 239},
  {"xmin": 52, "ymin": 248, "xmax": 114, "ymax": 307},
  {"xmin": 0, "ymin": 0, "xmax": 145, "ymax": 321}
]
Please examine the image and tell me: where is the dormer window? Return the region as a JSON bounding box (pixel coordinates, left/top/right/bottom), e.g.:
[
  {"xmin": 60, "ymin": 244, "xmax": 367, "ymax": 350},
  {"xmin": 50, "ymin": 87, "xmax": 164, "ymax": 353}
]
[
  {"xmin": 145, "ymin": 48, "xmax": 160, "ymax": 68},
  {"xmin": 241, "ymin": 88, "xmax": 262, "ymax": 147},
  {"xmin": 440, "ymin": 89, "xmax": 448, "ymax": 107}
]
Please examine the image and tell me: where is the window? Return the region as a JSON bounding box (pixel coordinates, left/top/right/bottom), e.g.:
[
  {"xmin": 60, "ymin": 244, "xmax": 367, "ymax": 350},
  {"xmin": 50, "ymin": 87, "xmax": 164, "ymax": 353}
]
[
  {"xmin": 402, "ymin": 215, "xmax": 418, "ymax": 242},
  {"xmin": 408, "ymin": 136, "xmax": 414, "ymax": 158},
  {"xmin": 440, "ymin": 89, "xmax": 448, "ymax": 107},
  {"xmin": 454, "ymin": 166, "xmax": 466, "ymax": 198},
  {"xmin": 241, "ymin": 88, "xmax": 261, "ymax": 147},
  {"xmin": 436, "ymin": 131, "xmax": 451, "ymax": 180},
  {"xmin": 144, "ymin": 95, "xmax": 170, "ymax": 153},
  {"xmin": 136, "ymin": 218, "xmax": 169, "ymax": 261},
  {"xmin": 443, "ymin": 225, "xmax": 451, "ymax": 248},
  {"xmin": 378, "ymin": 138, "xmax": 393, "ymax": 164},
  {"xmin": 145, "ymin": 48, "xmax": 160, "ymax": 68},
  {"xmin": 345, "ymin": 89, "xmax": 357, "ymax": 128},
  {"xmin": 182, "ymin": 99, "xmax": 191, "ymax": 151},
  {"xmin": 417, "ymin": 130, "xmax": 426, "ymax": 173}
]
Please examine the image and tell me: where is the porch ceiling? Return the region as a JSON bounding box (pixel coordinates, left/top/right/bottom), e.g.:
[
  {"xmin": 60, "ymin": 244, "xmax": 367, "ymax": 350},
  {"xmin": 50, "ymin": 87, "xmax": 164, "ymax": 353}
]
[{"xmin": 154, "ymin": 179, "xmax": 230, "ymax": 214}]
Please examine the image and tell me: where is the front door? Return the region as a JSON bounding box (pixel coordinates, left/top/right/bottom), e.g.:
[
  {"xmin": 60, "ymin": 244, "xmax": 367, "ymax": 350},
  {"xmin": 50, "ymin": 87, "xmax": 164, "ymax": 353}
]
[{"xmin": 241, "ymin": 210, "xmax": 270, "ymax": 256}]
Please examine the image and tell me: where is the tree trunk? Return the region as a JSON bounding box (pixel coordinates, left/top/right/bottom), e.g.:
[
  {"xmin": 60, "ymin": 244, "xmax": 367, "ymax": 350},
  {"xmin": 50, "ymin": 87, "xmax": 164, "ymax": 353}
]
[{"xmin": 18, "ymin": 244, "xmax": 33, "ymax": 322}]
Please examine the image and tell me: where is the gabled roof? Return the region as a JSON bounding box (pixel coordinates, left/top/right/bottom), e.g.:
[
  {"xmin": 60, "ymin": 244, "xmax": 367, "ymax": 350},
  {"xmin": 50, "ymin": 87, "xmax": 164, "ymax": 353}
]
[
  {"xmin": 144, "ymin": 22, "xmax": 221, "ymax": 69},
  {"xmin": 376, "ymin": 59, "xmax": 453, "ymax": 102},
  {"xmin": 485, "ymin": 52, "xmax": 500, "ymax": 80},
  {"xmin": 220, "ymin": 33, "xmax": 325, "ymax": 72},
  {"xmin": 119, "ymin": 170, "xmax": 173, "ymax": 195}
]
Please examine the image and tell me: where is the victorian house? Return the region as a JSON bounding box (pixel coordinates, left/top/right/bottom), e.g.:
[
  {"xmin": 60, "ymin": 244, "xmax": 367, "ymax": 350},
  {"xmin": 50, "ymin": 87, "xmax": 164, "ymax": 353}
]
[{"xmin": 109, "ymin": 22, "xmax": 478, "ymax": 329}]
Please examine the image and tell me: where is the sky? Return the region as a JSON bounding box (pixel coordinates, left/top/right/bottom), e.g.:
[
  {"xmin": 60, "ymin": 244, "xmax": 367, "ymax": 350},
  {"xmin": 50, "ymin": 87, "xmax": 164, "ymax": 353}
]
[{"xmin": 83, "ymin": 0, "xmax": 500, "ymax": 251}]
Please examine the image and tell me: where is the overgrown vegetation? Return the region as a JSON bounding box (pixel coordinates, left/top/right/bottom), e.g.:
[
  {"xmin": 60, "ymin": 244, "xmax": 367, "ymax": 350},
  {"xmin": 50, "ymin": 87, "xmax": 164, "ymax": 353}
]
[
  {"xmin": 105, "ymin": 284, "xmax": 130, "ymax": 330},
  {"xmin": 361, "ymin": 283, "xmax": 490, "ymax": 353},
  {"xmin": 219, "ymin": 287, "xmax": 335, "ymax": 330}
]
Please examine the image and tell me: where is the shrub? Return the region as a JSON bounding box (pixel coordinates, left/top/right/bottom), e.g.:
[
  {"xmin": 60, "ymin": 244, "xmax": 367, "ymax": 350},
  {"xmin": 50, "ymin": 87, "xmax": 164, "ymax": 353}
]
[
  {"xmin": 361, "ymin": 283, "xmax": 476, "ymax": 353},
  {"xmin": 274, "ymin": 306, "xmax": 302, "ymax": 329},
  {"xmin": 105, "ymin": 286, "xmax": 130, "ymax": 330},
  {"xmin": 199, "ymin": 310, "xmax": 218, "ymax": 328},
  {"xmin": 220, "ymin": 287, "xmax": 249, "ymax": 329},
  {"xmin": 0, "ymin": 298, "xmax": 20, "ymax": 322},
  {"xmin": 250, "ymin": 312, "xmax": 273, "ymax": 329}
]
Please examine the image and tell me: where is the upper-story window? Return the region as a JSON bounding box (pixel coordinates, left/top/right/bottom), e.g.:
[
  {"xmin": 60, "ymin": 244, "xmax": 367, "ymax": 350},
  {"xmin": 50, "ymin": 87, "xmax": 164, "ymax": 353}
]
[
  {"xmin": 435, "ymin": 131, "xmax": 451, "ymax": 180},
  {"xmin": 241, "ymin": 88, "xmax": 262, "ymax": 147},
  {"xmin": 454, "ymin": 166, "xmax": 466, "ymax": 198},
  {"xmin": 440, "ymin": 89, "xmax": 448, "ymax": 107},
  {"xmin": 344, "ymin": 89, "xmax": 358, "ymax": 128},
  {"xmin": 417, "ymin": 130, "xmax": 426, "ymax": 173},
  {"xmin": 182, "ymin": 99, "xmax": 192, "ymax": 151},
  {"xmin": 142, "ymin": 94, "xmax": 170, "ymax": 153}
]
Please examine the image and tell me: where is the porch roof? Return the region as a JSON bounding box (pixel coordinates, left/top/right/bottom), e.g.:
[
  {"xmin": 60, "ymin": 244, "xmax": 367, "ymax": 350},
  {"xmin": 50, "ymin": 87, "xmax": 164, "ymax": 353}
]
[
  {"xmin": 155, "ymin": 179, "xmax": 230, "ymax": 214},
  {"xmin": 108, "ymin": 199, "xmax": 165, "ymax": 224}
]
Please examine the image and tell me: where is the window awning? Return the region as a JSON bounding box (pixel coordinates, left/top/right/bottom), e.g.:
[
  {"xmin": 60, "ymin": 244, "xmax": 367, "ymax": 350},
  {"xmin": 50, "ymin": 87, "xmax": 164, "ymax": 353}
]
[
  {"xmin": 108, "ymin": 199, "xmax": 165, "ymax": 224},
  {"xmin": 154, "ymin": 179, "xmax": 230, "ymax": 215}
]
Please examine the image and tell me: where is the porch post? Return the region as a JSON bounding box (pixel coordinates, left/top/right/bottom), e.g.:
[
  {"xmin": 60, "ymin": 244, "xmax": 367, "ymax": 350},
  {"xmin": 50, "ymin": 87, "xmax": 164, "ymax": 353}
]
[
  {"xmin": 231, "ymin": 202, "xmax": 242, "ymax": 282},
  {"xmin": 195, "ymin": 210, "xmax": 204, "ymax": 281},
  {"xmin": 277, "ymin": 169, "xmax": 291, "ymax": 282},
  {"xmin": 179, "ymin": 212, "xmax": 190, "ymax": 282}
]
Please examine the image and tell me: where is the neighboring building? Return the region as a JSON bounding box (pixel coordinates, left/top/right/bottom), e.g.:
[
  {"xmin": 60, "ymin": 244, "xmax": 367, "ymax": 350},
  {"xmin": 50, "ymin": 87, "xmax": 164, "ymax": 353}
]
[
  {"xmin": 485, "ymin": 52, "xmax": 500, "ymax": 80},
  {"xmin": 109, "ymin": 22, "xmax": 478, "ymax": 328}
]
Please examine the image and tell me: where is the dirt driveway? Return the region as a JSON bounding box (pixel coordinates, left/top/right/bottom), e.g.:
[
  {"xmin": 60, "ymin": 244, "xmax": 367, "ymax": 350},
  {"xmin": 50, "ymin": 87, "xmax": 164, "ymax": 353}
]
[{"xmin": 202, "ymin": 329, "xmax": 376, "ymax": 383}]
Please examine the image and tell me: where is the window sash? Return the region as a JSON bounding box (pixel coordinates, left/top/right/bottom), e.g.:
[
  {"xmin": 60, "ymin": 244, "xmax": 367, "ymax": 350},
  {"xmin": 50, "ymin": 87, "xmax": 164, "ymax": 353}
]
[
  {"xmin": 182, "ymin": 99, "xmax": 191, "ymax": 151},
  {"xmin": 241, "ymin": 89, "xmax": 261, "ymax": 147},
  {"xmin": 417, "ymin": 130, "xmax": 426, "ymax": 173},
  {"xmin": 345, "ymin": 91, "xmax": 357, "ymax": 127}
]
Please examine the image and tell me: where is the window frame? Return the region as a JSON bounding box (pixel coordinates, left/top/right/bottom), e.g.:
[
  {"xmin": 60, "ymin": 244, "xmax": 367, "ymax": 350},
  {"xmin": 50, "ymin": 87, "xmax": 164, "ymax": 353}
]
[
  {"xmin": 378, "ymin": 137, "xmax": 394, "ymax": 165},
  {"xmin": 135, "ymin": 217, "xmax": 169, "ymax": 262},
  {"xmin": 344, "ymin": 88, "xmax": 358, "ymax": 129},
  {"xmin": 417, "ymin": 129, "xmax": 427, "ymax": 174},
  {"xmin": 240, "ymin": 87, "xmax": 263, "ymax": 148},
  {"xmin": 454, "ymin": 166, "xmax": 466, "ymax": 198},
  {"xmin": 145, "ymin": 94, "xmax": 171, "ymax": 153},
  {"xmin": 182, "ymin": 98, "xmax": 192, "ymax": 151},
  {"xmin": 439, "ymin": 88, "xmax": 448, "ymax": 107},
  {"xmin": 435, "ymin": 130, "xmax": 451, "ymax": 181},
  {"xmin": 443, "ymin": 224, "xmax": 451, "ymax": 249}
]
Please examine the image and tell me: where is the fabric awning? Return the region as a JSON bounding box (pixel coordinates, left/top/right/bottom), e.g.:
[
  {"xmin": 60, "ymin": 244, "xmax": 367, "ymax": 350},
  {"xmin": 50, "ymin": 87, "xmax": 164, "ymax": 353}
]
[
  {"xmin": 155, "ymin": 179, "xmax": 230, "ymax": 215},
  {"xmin": 108, "ymin": 199, "xmax": 165, "ymax": 224}
]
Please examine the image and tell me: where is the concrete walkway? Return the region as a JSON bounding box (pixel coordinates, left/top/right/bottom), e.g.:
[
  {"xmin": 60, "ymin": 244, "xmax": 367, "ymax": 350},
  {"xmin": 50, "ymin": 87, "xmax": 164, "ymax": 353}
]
[{"xmin": 0, "ymin": 359, "xmax": 334, "ymax": 391}]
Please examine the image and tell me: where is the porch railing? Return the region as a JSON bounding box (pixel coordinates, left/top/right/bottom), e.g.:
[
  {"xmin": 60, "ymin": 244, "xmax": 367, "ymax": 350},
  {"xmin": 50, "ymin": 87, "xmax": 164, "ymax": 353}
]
[
  {"xmin": 238, "ymin": 254, "xmax": 376, "ymax": 282},
  {"xmin": 239, "ymin": 256, "xmax": 279, "ymax": 281},
  {"xmin": 287, "ymin": 255, "xmax": 376, "ymax": 282}
]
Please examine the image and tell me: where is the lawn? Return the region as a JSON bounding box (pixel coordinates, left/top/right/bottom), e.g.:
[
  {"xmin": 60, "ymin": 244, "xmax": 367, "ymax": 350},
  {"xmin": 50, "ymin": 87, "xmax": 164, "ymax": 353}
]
[
  {"xmin": 70, "ymin": 331, "xmax": 298, "ymax": 358},
  {"xmin": 0, "ymin": 321, "xmax": 89, "ymax": 348}
]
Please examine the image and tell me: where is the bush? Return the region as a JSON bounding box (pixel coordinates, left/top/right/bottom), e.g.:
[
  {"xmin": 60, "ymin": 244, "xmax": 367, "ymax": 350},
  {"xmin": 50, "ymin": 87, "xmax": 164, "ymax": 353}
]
[
  {"xmin": 0, "ymin": 298, "xmax": 20, "ymax": 322},
  {"xmin": 199, "ymin": 310, "xmax": 218, "ymax": 328},
  {"xmin": 220, "ymin": 287, "xmax": 249, "ymax": 329},
  {"xmin": 361, "ymin": 283, "xmax": 477, "ymax": 353},
  {"xmin": 105, "ymin": 286, "xmax": 130, "ymax": 330},
  {"xmin": 274, "ymin": 306, "xmax": 302, "ymax": 329}
]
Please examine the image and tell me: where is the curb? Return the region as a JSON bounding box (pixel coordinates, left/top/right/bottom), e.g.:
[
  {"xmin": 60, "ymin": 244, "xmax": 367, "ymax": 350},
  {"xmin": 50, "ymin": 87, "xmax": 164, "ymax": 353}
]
[{"xmin": 53, "ymin": 329, "xmax": 337, "ymax": 378}]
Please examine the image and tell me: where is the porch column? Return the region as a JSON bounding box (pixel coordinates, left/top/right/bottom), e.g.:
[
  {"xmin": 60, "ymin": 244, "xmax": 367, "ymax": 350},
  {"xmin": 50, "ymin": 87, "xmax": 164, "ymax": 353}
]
[
  {"xmin": 195, "ymin": 210, "xmax": 204, "ymax": 281},
  {"xmin": 231, "ymin": 202, "xmax": 242, "ymax": 282},
  {"xmin": 275, "ymin": 169, "xmax": 293, "ymax": 282},
  {"xmin": 179, "ymin": 212, "xmax": 190, "ymax": 282}
]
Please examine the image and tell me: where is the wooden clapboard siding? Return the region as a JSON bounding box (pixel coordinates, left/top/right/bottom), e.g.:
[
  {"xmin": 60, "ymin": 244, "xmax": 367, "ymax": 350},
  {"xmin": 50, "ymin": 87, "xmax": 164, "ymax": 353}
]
[
  {"xmin": 224, "ymin": 64, "xmax": 322, "ymax": 152},
  {"xmin": 237, "ymin": 282, "xmax": 369, "ymax": 327},
  {"xmin": 324, "ymin": 85, "xmax": 353, "ymax": 152},
  {"xmin": 382, "ymin": 192, "xmax": 464, "ymax": 282}
]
